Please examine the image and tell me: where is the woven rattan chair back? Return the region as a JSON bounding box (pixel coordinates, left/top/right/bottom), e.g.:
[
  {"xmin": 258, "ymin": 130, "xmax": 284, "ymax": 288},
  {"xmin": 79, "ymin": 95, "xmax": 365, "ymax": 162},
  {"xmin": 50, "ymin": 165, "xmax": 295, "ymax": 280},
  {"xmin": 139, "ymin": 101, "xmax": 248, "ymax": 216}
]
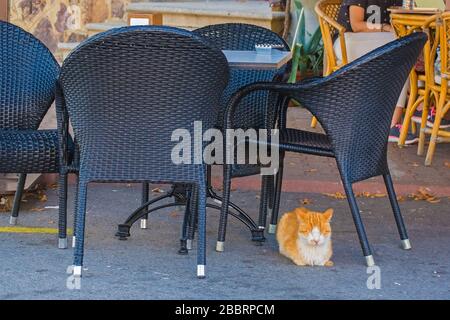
[
  {"xmin": 194, "ymin": 23, "xmax": 289, "ymax": 130},
  {"xmin": 317, "ymin": 0, "xmax": 341, "ymax": 34},
  {"xmin": 0, "ymin": 21, "xmax": 59, "ymax": 130},
  {"xmin": 315, "ymin": 0, "xmax": 347, "ymax": 74},
  {"xmin": 59, "ymin": 26, "xmax": 229, "ymax": 183},
  {"xmin": 289, "ymin": 32, "xmax": 427, "ymax": 183}
]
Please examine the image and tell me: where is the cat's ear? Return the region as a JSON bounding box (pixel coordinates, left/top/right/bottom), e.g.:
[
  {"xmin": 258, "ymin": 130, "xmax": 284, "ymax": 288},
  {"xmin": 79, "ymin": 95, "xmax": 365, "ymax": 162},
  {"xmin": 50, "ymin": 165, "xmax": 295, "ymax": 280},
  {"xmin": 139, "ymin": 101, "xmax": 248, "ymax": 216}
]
[
  {"xmin": 323, "ymin": 208, "xmax": 333, "ymax": 221},
  {"xmin": 295, "ymin": 207, "xmax": 309, "ymax": 222}
]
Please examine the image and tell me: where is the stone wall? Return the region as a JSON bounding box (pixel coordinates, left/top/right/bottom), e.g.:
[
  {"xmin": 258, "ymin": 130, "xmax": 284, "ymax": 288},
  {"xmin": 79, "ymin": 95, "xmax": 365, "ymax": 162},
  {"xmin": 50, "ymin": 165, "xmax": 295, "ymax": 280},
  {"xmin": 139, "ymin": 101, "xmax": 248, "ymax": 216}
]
[
  {"xmin": 9, "ymin": 0, "xmax": 132, "ymax": 59},
  {"xmin": 9, "ymin": 1, "xmax": 273, "ymax": 60}
]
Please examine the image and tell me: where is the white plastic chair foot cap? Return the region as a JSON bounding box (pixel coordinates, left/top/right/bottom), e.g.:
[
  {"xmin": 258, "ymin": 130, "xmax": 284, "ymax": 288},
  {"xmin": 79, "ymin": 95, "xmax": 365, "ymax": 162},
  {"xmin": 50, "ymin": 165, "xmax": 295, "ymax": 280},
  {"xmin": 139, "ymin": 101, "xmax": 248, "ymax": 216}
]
[
  {"xmin": 197, "ymin": 265, "xmax": 205, "ymax": 278},
  {"xmin": 216, "ymin": 241, "xmax": 225, "ymax": 252},
  {"xmin": 73, "ymin": 266, "xmax": 82, "ymax": 277},
  {"xmin": 9, "ymin": 216, "xmax": 18, "ymax": 225},
  {"xmin": 72, "ymin": 236, "xmax": 76, "ymax": 248},
  {"xmin": 58, "ymin": 238, "xmax": 68, "ymax": 249},
  {"xmin": 401, "ymin": 239, "xmax": 412, "ymax": 250},
  {"xmin": 186, "ymin": 239, "xmax": 193, "ymax": 250},
  {"xmin": 365, "ymin": 255, "xmax": 375, "ymax": 267},
  {"xmin": 268, "ymin": 224, "xmax": 277, "ymax": 234},
  {"xmin": 140, "ymin": 219, "xmax": 148, "ymax": 229}
]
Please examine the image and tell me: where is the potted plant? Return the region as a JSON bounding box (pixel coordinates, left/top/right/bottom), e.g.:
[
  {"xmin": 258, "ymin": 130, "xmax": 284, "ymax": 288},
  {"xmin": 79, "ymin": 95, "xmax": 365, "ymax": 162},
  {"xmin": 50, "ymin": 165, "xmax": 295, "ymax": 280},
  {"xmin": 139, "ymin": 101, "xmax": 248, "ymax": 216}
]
[{"xmin": 288, "ymin": 0, "xmax": 323, "ymax": 83}]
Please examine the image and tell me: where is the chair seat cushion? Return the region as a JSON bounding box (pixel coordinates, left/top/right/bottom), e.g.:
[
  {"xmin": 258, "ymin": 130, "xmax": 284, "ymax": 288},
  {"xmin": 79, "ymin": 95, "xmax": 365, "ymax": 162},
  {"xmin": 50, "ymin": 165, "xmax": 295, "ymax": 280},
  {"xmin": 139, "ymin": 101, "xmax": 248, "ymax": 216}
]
[
  {"xmin": 0, "ymin": 130, "xmax": 60, "ymax": 173},
  {"xmin": 280, "ymin": 129, "xmax": 334, "ymax": 157}
]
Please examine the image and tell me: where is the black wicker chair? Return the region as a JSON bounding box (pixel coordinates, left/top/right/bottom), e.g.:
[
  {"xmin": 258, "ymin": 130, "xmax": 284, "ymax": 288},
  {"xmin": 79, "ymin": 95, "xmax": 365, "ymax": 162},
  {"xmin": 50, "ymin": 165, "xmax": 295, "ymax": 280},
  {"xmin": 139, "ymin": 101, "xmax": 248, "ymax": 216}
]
[
  {"xmin": 0, "ymin": 21, "xmax": 72, "ymax": 248},
  {"xmin": 58, "ymin": 26, "xmax": 229, "ymax": 278},
  {"xmin": 192, "ymin": 23, "xmax": 290, "ymax": 252},
  {"xmin": 116, "ymin": 24, "xmax": 290, "ymax": 253},
  {"xmin": 223, "ymin": 32, "xmax": 427, "ymax": 266}
]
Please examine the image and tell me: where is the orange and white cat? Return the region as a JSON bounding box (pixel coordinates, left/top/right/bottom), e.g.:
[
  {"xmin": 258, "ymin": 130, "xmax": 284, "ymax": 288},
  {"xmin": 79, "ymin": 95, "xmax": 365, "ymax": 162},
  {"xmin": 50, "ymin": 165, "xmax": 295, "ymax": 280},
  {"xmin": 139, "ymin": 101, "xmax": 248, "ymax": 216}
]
[{"xmin": 276, "ymin": 207, "xmax": 334, "ymax": 267}]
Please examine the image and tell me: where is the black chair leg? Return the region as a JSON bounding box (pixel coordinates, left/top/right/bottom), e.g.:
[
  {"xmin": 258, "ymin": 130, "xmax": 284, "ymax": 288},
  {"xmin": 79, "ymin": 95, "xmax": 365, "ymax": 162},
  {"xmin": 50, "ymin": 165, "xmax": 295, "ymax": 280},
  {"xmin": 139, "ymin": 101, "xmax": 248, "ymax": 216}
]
[
  {"xmin": 268, "ymin": 151, "xmax": 284, "ymax": 234},
  {"xmin": 72, "ymin": 174, "xmax": 79, "ymax": 248},
  {"xmin": 72, "ymin": 180, "xmax": 88, "ymax": 278},
  {"xmin": 383, "ymin": 172, "xmax": 411, "ymax": 250},
  {"xmin": 216, "ymin": 165, "xmax": 232, "ymax": 252},
  {"xmin": 267, "ymin": 175, "xmax": 274, "ymax": 212},
  {"xmin": 196, "ymin": 181, "xmax": 207, "ymax": 278},
  {"xmin": 9, "ymin": 173, "xmax": 26, "ymax": 225},
  {"xmin": 58, "ymin": 173, "xmax": 68, "ymax": 249},
  {"xmin": 187, "ymin": 185, "xmax": 198, "ymax": 250},
  {"xmin": 264, "ymin": 175, "xmax": 274, "ymax": 231},
  {"xmin": 342, "ymin": 181, "xmax": 375, "ymax": 266},
  {"xmin": 139, "ymin": 183, "xmax": 150, "ymax": 229},
  {"xmin": 178, "ymin": 188, "xmax": 192, "ymax": 255},
  {"xmin": 257, "ymin": 175, "xmax": 270, "ymax": 231}
]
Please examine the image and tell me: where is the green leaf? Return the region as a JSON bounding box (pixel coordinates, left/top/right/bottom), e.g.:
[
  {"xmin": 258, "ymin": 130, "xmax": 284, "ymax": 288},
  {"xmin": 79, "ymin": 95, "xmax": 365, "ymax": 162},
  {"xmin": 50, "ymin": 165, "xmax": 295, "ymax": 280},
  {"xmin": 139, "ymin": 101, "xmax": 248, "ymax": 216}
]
[
  {"xmin": 305, "ymin": 27, "xmax": 323, "ymax": 53},
  {"xmin": 293, "ymin": 0, "xmax": 303, "ymax": 10},
  {"xmin": 298, "ymin": 8, "xmax": 306, "ymax": 46}
]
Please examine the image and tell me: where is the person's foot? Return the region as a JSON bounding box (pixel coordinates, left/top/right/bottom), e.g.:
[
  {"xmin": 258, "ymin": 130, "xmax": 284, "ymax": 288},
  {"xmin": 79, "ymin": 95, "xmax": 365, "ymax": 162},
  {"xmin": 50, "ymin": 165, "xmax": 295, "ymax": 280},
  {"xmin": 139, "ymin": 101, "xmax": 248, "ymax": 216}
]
[
  {"xmin": 427, "ymin": 107, "xmax": 450, "ymax": 129},
  {"xmin": 389, "ymin": 124, "xmax": 419, "ymax": 145}
]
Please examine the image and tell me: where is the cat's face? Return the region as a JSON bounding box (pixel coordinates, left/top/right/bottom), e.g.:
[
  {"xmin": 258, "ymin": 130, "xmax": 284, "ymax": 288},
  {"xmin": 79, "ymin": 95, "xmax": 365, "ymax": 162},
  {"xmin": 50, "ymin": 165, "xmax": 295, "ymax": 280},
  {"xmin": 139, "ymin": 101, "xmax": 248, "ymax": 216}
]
[{"xmin": 296, "ymin": 208, "xmax": 333, "ymax": 247}]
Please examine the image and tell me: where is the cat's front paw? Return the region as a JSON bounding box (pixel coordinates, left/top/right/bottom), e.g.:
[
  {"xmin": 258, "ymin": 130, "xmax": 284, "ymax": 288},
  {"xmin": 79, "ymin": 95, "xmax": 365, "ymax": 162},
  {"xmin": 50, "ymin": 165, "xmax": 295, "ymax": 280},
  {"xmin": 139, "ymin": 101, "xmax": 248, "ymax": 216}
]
[
  {"xmin": 324, "ymin": 260, "xmax": 334, "ymax": 267},
  {"xmin": 293, "ymin": 258, "xmax": 306, "ymax": 266}
]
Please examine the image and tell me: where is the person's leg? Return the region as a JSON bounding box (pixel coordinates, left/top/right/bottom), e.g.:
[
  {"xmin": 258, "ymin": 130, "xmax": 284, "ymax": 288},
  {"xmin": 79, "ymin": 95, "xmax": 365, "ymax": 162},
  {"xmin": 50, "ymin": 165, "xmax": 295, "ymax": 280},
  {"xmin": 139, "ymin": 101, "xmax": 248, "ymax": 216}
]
[
  {"xmin": 333, "ymin": 39, "xmax": 343, "ymax": 64},
  {"xmin": 391, "ymin": 80, "xmax": 409, "ymax": 127},
  {"xmin": 411, "ymin": 82, "xmax": 425, "ymax": 125},
  {"xmin": 389, "ymin": 80, "xmax": 419, "ymax": 145},
  {"xmin": 391, "ymin": 106, "xmax": 404, "ymax": 128}
]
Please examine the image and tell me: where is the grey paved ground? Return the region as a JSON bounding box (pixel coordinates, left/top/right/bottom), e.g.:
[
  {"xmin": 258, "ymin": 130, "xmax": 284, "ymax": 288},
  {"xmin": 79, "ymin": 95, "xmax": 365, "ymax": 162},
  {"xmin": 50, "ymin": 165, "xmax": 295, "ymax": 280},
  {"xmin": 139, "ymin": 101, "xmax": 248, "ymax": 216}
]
[
  {"xmin": 1, "ymin": 107, "xmax": 449, "ymax": 300},
  {"xmin": 1, "ymin": 183, "xmax": 449, "ymax": 300}
]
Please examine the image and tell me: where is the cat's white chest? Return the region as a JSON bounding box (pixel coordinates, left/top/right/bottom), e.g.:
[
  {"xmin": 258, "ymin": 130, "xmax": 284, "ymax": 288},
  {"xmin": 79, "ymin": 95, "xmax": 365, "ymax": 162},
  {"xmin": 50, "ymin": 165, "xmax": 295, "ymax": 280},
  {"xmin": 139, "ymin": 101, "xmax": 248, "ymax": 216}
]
[{"xmin": 297, "ymin": 239, "xmax": 331, "ymax": 266}]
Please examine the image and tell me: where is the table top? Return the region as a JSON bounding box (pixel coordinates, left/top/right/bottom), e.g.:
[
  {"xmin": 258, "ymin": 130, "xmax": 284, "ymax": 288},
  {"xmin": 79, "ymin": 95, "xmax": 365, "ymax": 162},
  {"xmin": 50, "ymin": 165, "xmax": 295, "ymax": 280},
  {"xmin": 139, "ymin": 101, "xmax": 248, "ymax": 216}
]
[
  {"xmin": 388, "ymin": 6, "xmax": 442, "ymax": 14},
  {"xmin": 223, "ymin": 50, "xmax": 292, "ymax": 70},
  {"xmin": 390, "ymin": 7, "xmax": 441, "ymax": 28}
]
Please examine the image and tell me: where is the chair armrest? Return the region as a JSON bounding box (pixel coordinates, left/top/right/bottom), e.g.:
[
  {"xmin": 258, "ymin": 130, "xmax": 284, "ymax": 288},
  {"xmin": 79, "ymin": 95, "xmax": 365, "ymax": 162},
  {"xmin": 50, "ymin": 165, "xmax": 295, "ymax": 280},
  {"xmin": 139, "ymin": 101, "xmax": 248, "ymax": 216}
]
[
  {"xmin": 223, "ymin": 79, "xmax": 325, "ymax": 130},
  {"xmin": 422, "ymin": 14, "xmax": 441, "ymax": 30},
  {"xmin": 318, "ymin": 12, "xmax": 346, "ymax": 35}
]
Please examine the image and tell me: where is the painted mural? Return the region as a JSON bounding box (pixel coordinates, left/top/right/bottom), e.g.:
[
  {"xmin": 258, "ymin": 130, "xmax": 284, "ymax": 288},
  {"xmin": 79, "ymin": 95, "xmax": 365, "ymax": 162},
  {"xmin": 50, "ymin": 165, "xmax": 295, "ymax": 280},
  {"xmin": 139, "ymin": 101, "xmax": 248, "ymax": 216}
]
[{"xmin": 9, "ymin": 0, "xmax": 132, "ymax": 59}]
